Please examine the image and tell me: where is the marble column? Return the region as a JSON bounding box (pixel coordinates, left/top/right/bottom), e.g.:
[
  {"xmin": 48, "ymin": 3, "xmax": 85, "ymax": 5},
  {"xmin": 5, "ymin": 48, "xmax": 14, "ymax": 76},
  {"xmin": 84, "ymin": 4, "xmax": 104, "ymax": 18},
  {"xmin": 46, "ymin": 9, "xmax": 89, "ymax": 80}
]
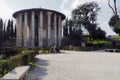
[
  {"xmin": 39, "ymin": 11, "xmax": 43, "ymax": 48},
  {"xmin": 23, "ymin": 12, "xmax": 28, "ymax": 48},
  {"xmin": 31, "ymin": 11, "xmax": 35, "ymax": 48},
  {"xmin": 16, "ymin": 15, "xmax": 19, "ymax": 47},
  {"xmin": 58, "ymin": 16, "xmax": 62, "ymax": 47},
  {"xmin": 54, "ymin": 14, "xmax": 57, "ymax": 46},
  {"xmin": 16, "ymin": 14, "xmax": 22, "ymax": 47},
  {"xmin": 47, "ymin": 12, "xmax": 52, "ymax": 46}
]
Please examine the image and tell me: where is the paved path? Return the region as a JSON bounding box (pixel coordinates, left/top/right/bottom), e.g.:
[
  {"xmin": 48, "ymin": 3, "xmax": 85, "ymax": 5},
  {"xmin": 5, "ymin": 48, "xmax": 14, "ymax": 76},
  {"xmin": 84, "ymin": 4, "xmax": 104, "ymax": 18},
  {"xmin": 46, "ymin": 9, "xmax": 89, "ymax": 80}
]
[{"xmin": 26, "ymin": 51, "xmax": 120, "ymax": 80}]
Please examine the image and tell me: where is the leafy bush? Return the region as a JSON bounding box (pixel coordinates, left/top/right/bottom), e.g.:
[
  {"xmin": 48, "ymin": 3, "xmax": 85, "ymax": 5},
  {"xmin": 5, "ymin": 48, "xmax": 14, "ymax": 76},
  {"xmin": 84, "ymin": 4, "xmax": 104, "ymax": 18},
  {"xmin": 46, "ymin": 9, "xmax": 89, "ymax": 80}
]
[
  {"xmin": 0, "ymin": 48, "xmax": 52, "ymax": 78},
  {"xmin": 0, "ymin": 50, "xmax": 37, "ymax": 78},
  {"xmin": 87, "ymin": 40, "xmax": 112, "ymax": 47},
  {"xmin": 114, "ymin": 21, "xmax": 120, "ymax": 29},
  {"xmin": 62, "ymin": 33, "xmax": 82, "ymax": 46},
  {"xmin": 113, "ymin": 36, "xmax": 120, "ymax": 40},
  {"xmin": 0, "ymin": 47, "xmax": 21, "ymax": 59},
  {"xmin": 37, "ymin": 49, "xmax": 51, "ymax": 54},
  {"xmin": 62, "ymin": 46, "xmax": 101, "ymax": 51},
  {"xmin": 62, "ymin": 41, "xmax": 112, "ymax": 51},
  {"xmin": 9, "ymin": 50, "xmax": 36, "ymax": 69},
  {"xmin": 0, "ymin": 60, "xmax": 11, "ymax": 77}
]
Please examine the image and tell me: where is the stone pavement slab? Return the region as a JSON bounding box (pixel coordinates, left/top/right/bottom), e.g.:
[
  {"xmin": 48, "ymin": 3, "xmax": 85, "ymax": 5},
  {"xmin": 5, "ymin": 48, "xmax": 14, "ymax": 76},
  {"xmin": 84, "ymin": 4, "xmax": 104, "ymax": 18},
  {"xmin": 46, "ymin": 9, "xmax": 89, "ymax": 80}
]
[{"xmin": 26, "ymin": 51, "xmax": 120, "ymax": 80}]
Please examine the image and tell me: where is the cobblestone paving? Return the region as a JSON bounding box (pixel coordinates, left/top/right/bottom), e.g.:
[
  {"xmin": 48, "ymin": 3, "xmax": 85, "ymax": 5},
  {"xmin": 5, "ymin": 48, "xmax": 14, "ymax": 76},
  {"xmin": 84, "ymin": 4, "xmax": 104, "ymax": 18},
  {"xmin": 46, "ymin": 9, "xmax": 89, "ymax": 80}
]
[{"xmin": 26, "ymin": 51, "xmax": 120, "ymax": 80}]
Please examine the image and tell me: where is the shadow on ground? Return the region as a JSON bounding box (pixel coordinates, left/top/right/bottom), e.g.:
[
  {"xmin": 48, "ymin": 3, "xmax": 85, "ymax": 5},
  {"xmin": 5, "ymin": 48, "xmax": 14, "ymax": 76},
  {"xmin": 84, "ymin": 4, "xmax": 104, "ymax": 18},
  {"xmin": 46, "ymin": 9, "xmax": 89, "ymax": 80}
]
[{"xmin": 26, "ymin": 59, "xmax": 49, "ymax": 80}]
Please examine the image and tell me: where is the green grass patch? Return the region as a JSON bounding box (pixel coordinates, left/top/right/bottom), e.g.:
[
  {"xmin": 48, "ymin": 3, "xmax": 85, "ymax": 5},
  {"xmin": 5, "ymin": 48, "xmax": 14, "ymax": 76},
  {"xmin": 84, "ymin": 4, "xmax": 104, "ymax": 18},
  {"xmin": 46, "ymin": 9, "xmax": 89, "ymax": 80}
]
[
  {"xmin": 113, "ymin": 36, "xmax": 120, "ymax": 40},
  {"xmin": 88, "ymin": 40, "xmax": 111, "ymax": 45}
]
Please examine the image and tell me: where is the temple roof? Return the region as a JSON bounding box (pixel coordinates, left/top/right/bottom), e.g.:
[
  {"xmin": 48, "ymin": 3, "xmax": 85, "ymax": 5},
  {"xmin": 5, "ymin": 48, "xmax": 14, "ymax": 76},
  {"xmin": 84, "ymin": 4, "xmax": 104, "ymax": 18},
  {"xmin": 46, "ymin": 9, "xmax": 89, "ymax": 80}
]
[{"xmin": 13, "ymin": 8, "xmax": 66, "ymax": 20}]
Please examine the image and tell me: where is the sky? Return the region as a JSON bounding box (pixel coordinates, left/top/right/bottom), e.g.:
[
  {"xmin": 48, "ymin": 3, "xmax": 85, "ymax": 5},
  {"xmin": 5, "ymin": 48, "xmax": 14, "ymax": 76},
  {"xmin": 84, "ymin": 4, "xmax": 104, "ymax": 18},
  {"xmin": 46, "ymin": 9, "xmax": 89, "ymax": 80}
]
[{"xmin": 0, "ymin": 0, "xmax": 120, "ymax": 36}]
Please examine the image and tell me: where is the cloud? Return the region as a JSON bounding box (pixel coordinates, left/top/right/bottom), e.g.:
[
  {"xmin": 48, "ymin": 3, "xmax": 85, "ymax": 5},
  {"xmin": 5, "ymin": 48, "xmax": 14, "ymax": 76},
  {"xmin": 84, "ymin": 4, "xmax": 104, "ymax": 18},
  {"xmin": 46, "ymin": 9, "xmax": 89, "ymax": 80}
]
[
  {"xmin": 60, "ymin": 0, "xmax": 69, "ymax": 9},
  {"xmin": 71, "ymin": 0, "xmax": 107, "ymax": 9},
  {"xmin": 0, "ymin": 1, "xmax": 13, "ymax": 20},
  {"xmin": 71, "ymin": 0, "xmax": 83, "ymax": 9},
  {"xmin": 60, "ymin": 0, "xmax": 109, "ymax": 18},
  {"xmin": 60, "ymin": 0, "xmax": 116, "ymax": 35},
  {"xmin": 61, "ymin": 9, "xmax": 71, "ymax": 18},
  {"xmin": 60, "ymin": 0, "xmax": 71, "ymax": 18}
]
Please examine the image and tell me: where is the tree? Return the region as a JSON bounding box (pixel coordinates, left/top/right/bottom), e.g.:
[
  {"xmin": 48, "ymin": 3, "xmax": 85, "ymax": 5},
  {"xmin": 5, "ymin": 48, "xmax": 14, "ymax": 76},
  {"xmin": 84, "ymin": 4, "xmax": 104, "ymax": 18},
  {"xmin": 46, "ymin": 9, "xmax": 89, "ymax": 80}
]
[
  {"xmin": 93, "ymin": 27, "xmax": 106, "ymax": 39},
  {"xmin": 63, "ymin": 18, "xmax": 69, "ymax": 37},
  {"xmin": 3, "ymin": 22, "xmax": 6, "ymax": 39},
  {"xmin": 72, "ymin": 2, "xmax": 101, "ymax": 39},
  {"xmin": 72, "ymin": 2, "xmax": 100, "ymax": 24},
  {"xmin": 0, "ymin": 18, "xmax": 3, "ymax": 39},
  {"xmin": 14, "ymin": 25, "xmax": 16, "ymax": 38},
  {"xmin": 10, "ymin": 20, "xmax": 14, "ymax": 37},
  {"xmin": 6, "ymin": 20, "xmax": 11, "ymax": 38},
  {"xmin": 108, "ymin": 0, "xmax": 120, "ymax": 34},
  {"xmin": 0, "ymin": 18, "xmax": 4, "ymax": 47},
  {"xmin": 109, "ymin": 15, "xmax": 119, "ymax": 27},
  {"xmin": 68, "ymin": 19, "xmax": 74, "ymax": 34},
  {"xmin": 62, "ymin": 32, "xmax": 82, "ymax": 46},
  {"xmin": 6, "ymin": 19, "xmax": 15, "ymax": 38},
  {"xmin": 108, "ymin": 0, "xmax": 117, "ymax": 17},
  {"xmin": 0, "ymin": 19, "xmax": 3, "ymax": 30}
]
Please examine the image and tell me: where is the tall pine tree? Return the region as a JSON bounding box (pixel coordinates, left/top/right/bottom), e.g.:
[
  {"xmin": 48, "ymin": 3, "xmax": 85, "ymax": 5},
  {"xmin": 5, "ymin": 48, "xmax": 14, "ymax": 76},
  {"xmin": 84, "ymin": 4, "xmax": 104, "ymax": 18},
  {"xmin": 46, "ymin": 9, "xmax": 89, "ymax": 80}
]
[
  {"xmin": 7, "ymin": 20, "xmax": 11, "ymax": 38},
  {"xmin": 0, "ymin": 18, "xmax": 3, "ymax": 39},
  {"xmin": 63, "ymin": 18, "xmax": 69, "ymax": 37},
  {"xmin": 10, "ymin": 20, "xmax": 14, "ymax": 37}
]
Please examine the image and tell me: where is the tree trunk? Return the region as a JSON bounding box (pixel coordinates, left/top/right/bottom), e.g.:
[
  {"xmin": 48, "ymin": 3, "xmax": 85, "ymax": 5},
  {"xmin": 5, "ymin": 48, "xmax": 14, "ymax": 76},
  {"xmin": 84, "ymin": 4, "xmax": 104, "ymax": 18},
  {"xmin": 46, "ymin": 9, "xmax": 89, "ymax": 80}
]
[
  {"xmin": 114, "ymin": 0, "xmax": 117, "ymax": 16},
  {"xmin": 108, "ymin": 0, "xmax": 115, "ymax": 15},
  {"xmin": 113, "ymin": 0, "xmax": 118, "ymax": 22}
]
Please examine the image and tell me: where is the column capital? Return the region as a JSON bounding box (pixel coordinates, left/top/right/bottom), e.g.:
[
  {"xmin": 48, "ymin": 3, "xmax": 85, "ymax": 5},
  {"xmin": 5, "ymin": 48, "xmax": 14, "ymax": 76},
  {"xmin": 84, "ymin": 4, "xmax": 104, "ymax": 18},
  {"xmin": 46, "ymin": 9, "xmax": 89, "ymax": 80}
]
[
  {"xmin": 24, "ymin": 12, "xmax": 28, "ymax": 15},
  {"xmin": 58, "ymin": 15, "xmax": 62, "ymax": 18},
  {"xmin": 32, "ymin": 11, "xmax": 35, "ymax": 17},
  {"xmin": 54, "ymin": 13, "xmax": 57, "ymax": 16},
  {"xmin": 58, "ymin": 15, "xmax": 62, "ymax": 23},
  {"xmin": 47, "ymin": 12, "xmax": 52, "ymax": 16},
  {"xmin": 24, "ymin": 12, "xmax": 28, "ymax": 24},
  {"xmin": 39, "ymin": 11, "xmax": 43, "ymax": 13},
  {"xmin": 18, "ymin": 13, "xmax": 22, "ymax": 17},
  {"xmin": 39, "ymin": 11, "xmax": 43, "ymax": 28}
]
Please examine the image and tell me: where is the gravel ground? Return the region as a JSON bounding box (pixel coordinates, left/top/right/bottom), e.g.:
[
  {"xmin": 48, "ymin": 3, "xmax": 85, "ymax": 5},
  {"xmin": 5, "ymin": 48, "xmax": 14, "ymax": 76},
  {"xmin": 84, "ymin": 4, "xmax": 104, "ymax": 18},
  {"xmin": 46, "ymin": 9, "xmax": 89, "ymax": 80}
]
[{"xmin": 26, "ymin": 51, "xmax": 120, "ymax": 80}]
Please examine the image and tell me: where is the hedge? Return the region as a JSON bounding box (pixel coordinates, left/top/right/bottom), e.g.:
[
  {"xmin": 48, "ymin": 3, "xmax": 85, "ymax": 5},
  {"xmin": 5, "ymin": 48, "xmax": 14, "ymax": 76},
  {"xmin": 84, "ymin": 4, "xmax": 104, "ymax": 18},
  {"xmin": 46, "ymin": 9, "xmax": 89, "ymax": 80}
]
[
  {"xmin": 62, "ymin": 46, "xmax": 106, "ymax": 51},
  {"xmin": 0, "ymin": 60, "xmax": 11, "ymax": 77},
  {"xmin": 0, "ymin": 50, "xmax": 37, "ymax": 77}
]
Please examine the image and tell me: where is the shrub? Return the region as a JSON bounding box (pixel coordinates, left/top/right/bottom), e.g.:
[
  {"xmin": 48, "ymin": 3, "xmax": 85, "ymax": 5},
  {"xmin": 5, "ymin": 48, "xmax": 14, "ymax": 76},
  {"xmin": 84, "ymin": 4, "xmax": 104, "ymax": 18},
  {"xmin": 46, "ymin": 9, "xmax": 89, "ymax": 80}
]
[
  {"xmin": 0, "ymin": 50, "xmax": 37, "ymax": 78},
  {"xmin": 113, "ymin": 36, "xmax": 120, "ymax": 40},
  {"xmin": 62, "ymin": 45, "xmax": 104, "ymax": 51},
  {"xmin": 87, "ymin": 40, "xmax": 112, "ymax": 47},
  {"xmin": 0, "ymin": 60, "xmax": 11, "ymax": 77},
  {"xmin": 0, "ymin": 47, "xmax": 21, "ymax": 59},
  {"xmin": 62, "ymin": 33, "xmax": 82, "ymax": 46},
  {"xmin": 9, "ymin": 50, "xmax": 36, "ymax": 69},
  {"xmin": 38, "ymin": 50, "xmax": 50, "ymax": 54}
]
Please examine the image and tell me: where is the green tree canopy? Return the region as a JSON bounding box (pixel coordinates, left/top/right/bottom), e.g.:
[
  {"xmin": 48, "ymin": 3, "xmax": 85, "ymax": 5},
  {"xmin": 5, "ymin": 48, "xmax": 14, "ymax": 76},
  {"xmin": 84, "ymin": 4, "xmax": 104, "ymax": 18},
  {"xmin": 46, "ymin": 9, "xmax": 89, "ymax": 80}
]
[
  {"xmin": 108, "ymin": 0, "xmax": 120, "ymax": 34},
  {"xmin": 0, "ymin": 18, "xmax": 3, "ymax": 39},
  {"xmin": 71, "ymin": 2, "xmax": 105, "ymax": 39},
  {"xmin": 63, "ymin": 18, "xmax": 69, "ymax": 37}
]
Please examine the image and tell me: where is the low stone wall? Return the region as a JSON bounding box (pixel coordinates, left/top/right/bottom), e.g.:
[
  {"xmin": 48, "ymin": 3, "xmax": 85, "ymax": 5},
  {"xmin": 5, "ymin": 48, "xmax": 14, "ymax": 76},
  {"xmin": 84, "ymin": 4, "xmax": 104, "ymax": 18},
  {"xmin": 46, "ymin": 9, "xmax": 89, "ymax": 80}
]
[{"xmin": 1, "ymin": 66, "xmax": 30, "ymax": 80}]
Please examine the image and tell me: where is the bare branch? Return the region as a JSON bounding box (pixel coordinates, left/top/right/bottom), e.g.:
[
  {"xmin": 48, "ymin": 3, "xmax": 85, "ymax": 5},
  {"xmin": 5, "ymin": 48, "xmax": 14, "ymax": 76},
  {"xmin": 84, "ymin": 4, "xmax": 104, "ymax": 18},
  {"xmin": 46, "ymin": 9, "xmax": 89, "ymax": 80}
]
[
  {"xmin": 108, "ymin": 0, "xmax": 116, "ymax": 15},
  {"xmin": 114, "ymin": 0, "xmax": 117, "ymax": 16}
]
